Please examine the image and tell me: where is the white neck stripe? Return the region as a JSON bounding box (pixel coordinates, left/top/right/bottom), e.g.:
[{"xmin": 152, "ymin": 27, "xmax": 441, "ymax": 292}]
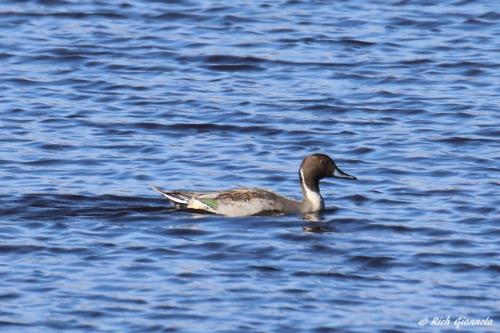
[{"xmin": 300, "ymin": 169, "xmax": 323, "ymax": 211}]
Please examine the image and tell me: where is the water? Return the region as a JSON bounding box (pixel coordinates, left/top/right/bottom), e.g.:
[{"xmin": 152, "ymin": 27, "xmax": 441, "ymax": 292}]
[{"xmin": 1, "ymin": 0, "xmax": 499, "ymax": 332}]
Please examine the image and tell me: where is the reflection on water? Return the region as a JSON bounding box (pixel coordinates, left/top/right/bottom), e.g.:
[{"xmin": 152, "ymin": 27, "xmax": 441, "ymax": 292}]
[
  {"xmin": 302, "ymin": 212, "xmax": 325, "ymax": 223},
  {"xmin": 302, "ymin": 222, "xmax": 337, "ymax": 233}
]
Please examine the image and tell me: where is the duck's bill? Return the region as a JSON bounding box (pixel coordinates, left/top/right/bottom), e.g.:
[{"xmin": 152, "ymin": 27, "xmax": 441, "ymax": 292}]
[{"xmin": 332, "ymin": 167, "xmax": 357, "ymax": 180}]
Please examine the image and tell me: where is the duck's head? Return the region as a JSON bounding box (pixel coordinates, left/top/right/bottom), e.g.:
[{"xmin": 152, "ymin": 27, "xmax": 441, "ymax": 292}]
[{"xmin": 300, "ymin": 153, "xmax": 356, "ymax": 183}]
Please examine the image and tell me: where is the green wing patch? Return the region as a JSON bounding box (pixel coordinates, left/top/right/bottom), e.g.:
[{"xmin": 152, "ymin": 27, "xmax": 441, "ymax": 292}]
[{"xmin": 200, "ymin": 198, "xmax": 219, "ymax": 209}]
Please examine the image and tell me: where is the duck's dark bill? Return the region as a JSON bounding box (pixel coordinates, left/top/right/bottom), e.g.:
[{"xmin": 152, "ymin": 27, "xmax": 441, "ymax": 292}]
[{"xmin": 332, "ymin": 168, "xmax": 357, "ymax": 180}]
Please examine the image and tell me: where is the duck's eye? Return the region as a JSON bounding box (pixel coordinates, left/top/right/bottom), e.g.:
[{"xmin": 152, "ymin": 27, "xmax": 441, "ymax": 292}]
[{"xmin": 320, "ymin": 159, "xmax": 326, "ymax": 165}]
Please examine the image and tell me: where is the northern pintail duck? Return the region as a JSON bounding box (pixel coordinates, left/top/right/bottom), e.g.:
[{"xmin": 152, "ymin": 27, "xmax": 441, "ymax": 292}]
[{"xmin": 152, "ymin": 154, "xmax": 356, "ymax": 217}]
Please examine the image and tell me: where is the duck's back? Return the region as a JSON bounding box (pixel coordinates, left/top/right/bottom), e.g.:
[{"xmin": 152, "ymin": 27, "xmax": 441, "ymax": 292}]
[{"xmin": 195, "ymin": 188, "xmax": 300, "ymax": 217}]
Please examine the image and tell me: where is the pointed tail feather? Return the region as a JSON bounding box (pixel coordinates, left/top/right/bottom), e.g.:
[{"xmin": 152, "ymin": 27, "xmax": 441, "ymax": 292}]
[{"xmin": 151, "ymin": 186, "xmax": 190, "ymax": 205}]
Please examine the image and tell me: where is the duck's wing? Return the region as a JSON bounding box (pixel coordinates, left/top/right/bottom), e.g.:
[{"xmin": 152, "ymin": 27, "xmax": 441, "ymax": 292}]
[{"xmin": 211, "ymin": 188, "xmax": 301, "ymax": 216}]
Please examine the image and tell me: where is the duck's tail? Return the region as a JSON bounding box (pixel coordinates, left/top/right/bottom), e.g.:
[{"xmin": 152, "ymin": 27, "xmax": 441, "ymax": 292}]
[{"xmin": 151, "ymin": 186, "xmax": 190, "ymax": 206}]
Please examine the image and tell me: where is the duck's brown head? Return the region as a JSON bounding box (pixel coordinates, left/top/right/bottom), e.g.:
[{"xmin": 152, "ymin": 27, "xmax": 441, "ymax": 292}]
[{"xmin": 300, "ymin": 153, "xmax": 356, "ymax": 183}]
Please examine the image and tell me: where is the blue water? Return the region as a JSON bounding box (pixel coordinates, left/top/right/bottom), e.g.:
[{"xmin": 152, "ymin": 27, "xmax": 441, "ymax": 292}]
[{"xmin": 1, "ymin": 1, "xmax": 499, "ymax": 332}]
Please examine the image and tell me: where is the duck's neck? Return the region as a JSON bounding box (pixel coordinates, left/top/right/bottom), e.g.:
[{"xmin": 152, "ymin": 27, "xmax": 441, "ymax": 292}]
[{"xmin": 299, "ymin": 169, "xmax": 324, "ymax": 212}]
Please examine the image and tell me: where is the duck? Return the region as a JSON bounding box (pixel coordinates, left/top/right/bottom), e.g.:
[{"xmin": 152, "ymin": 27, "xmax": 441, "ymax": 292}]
[{"xmin": 152, "ymin": 153, "xmax": 356, "ymax": 217}]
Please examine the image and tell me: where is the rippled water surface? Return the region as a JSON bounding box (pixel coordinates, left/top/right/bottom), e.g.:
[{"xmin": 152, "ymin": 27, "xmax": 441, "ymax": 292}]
[{"xmin": 1, "ymin": 1, "xmax": 499, "ymax": 332}]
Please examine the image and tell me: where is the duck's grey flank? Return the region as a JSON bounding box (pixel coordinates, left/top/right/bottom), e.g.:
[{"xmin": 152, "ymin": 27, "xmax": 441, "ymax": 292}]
[{"xmin": 152, "ymin": 154, "xmax": 356, "ymax": 217}]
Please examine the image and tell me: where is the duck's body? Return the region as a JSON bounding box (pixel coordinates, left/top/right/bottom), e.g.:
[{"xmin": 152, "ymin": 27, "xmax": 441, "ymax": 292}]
[
  {"xmin": 152, "ymin": 187, "xmax": 301, "ymax": 217},
  {"xmin": 153, "ymin": 154, "xmax": 356, "ymax": 217}
]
